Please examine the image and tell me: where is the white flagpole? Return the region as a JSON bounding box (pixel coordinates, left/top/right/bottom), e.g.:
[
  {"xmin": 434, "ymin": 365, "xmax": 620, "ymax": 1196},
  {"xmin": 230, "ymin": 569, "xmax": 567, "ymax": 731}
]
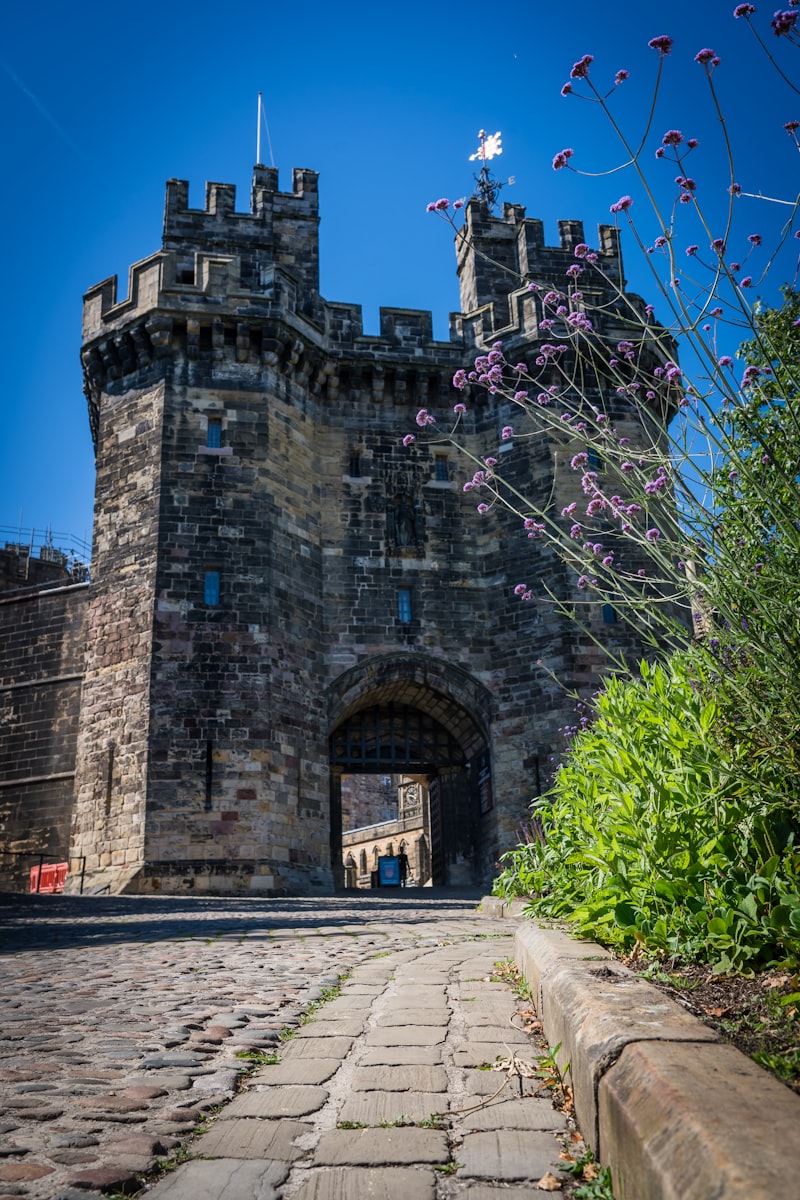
[{"xmin": 256, "ymin": 92, "xmax": 262, "ymax": 165}]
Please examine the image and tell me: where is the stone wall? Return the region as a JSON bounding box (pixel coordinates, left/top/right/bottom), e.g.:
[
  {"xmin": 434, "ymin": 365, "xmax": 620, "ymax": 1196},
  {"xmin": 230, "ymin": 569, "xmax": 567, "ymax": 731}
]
[{"xmin": 0, "ymin": 584, "xmax": 87, "ymax": 891}]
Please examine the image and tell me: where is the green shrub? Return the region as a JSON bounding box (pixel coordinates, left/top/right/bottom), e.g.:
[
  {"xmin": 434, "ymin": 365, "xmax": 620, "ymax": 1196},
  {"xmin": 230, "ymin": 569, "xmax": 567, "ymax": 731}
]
[{"xmin": 494, "ymin": 654, "xmax": 800, "ymax": 973}]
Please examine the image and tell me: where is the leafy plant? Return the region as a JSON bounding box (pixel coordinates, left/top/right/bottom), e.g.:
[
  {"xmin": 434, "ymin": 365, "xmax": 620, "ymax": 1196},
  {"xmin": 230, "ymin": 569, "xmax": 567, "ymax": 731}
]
[{"xmin": 494, "ymin": 653, "xmax": 800, "ymax": 972}]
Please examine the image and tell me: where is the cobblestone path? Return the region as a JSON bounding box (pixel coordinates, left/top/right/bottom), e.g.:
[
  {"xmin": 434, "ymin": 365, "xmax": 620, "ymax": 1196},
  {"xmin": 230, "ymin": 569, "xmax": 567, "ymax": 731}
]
[{"xmin": 0, "ymin": 893, "xmax": 582, "ymax": 1199}]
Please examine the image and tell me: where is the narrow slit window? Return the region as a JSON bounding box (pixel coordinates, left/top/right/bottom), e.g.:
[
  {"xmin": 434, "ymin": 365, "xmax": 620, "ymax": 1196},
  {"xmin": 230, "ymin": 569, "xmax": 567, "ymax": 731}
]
[
  {"xmin": 602, "ymin": 603, "xmax": 617, "ymax": 624},
  {"xmin": 434, "ymin": 455, "xmax": 449, "ymax": 481},
  {"xmin": 349, "ymin": 449, "xmax": 361, "ymax": 477},
  {"xmin": 397, "ymin": 587, "xmax": 412, "ymax": 623},
  {"xmin": 204, "ymin": 570, "xmax": 221, "ymax": 606},
  {"xmin": 587, "ymin": 447, "xmax": 601, "ymax": 472},
  {"xmin": 207, "ymin": 418, "xmax": 222, "ymax": 448}
]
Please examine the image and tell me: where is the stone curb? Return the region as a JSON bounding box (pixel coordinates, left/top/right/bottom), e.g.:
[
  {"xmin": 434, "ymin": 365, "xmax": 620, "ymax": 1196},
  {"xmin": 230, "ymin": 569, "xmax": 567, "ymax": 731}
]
[{"xmin": 479, "ymin": 900, "xmax": 800, "ymax": 1199}]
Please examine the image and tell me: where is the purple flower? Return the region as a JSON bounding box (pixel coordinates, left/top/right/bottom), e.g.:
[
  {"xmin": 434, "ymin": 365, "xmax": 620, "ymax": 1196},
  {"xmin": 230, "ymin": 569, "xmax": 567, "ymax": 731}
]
[
  {"xmin": 416, "ymin": 408, "xmax": 435, "ymax": 427},
  {"xmin": 602, "ymin": 555, "xmax": 614, "ymax": 567},
  {"xmin": 648, "ymin": 34, "xmax": 674, "ymax": 55},
  {"xmin": 772, "ymin": 9, "xmax": 797, "ymax": 35},
  {"xmin": 571, "ymin": 452, "xmax": 589, "ymax": 470},
  {"xmin": 729, "ymin": 183, "xmax": 742, "ymax": 195},
  {"xmin": 501, "ymin": 425, "xmax": 514, "ymax": 440},
  {"xmin": 561, "ymin": 82, "xmax": 573, "ymax": 96},
  {"xmin": 477, "ymin": 503, "xmax": 489, "ymax": 514},
  {"xmin": 514, "ymin": 362, "xmax": 527, "ymax": 372},
  {"xmin": 577, "ymin": 575, "xmax": 591, "ymax": 589},
  {"xmin": 553, "ymin": 148, "xmax": 574, "ymax": 170},
  {"xmin": 453, "ymin": 402, "xmax": 467, "ymax": 414},
  {"xmin": 662, "ymin": 129, "xmax": 684, "ymax": 146},
  {"xmin": 711, "ymin": 238, "xmax": 726, "ymax": 256},
  {"xmin": 645, "ymin": 528, "xmax": 661, "ymax": 541},
  {"xmin": 570, "ymin": 523, "xmax": 582, "ymax": 539},
  {"xmin": 570, "ymin": 54, "xmax": 594, "ymax": 79},
  {"xmin": 402, "ymin": 434, "xmax": 415, "ymax": 446},
  {"xmin": 574, "ymin": 243, "xmax": 590, "ymax": 258},
  {"xmin": 718, "ymin": 355, "xmax": 733, "ymax": 367},
  {"xmin": 514, "ymin": 583, "xmax": 527, "ymax": 595},
  {"xmin": 610, "ymin": 195, "xmax": 633, "ymax": 214},
  {"xmin": 695, "ymin": 47, "xmax": 719, "ymax": 64},
  {"xmin": 615, "ymin": 69, "xmax": 629, "ymax": 84},
  {"xmin": 562, "ymin": 502, "xmax": 577, "ymax": 517},
  {"xmin": 748, "ymin": 233, "xmax": 762, "ymax": 245},
  {"xmin": 453, "ymin": 369, "xmax": 468, "ymax": 389},
  {"xmin": 734, "ymin": 3, "xmax": 756, "ymax": 15},
  {"xmin": 514, "ymin": 390, "xmax": 529, "ymax": 402}
]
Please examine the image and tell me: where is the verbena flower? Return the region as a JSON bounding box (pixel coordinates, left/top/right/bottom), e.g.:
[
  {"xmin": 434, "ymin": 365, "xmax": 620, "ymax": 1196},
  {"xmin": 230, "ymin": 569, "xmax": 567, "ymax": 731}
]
[
  {"xmin": 553, "ymin": 148, "xmax": 574, "ymax": 170},
  {"xmin": 648, "ymin": 34, "xmax": 674, "ymax": 54},
  {"xmin": 570, "ymin": 54, "xmax": 594, "ymax": 78},
  {"xmin": 610, "ymin": 195, "xmax": 634, "ymax": 213}
]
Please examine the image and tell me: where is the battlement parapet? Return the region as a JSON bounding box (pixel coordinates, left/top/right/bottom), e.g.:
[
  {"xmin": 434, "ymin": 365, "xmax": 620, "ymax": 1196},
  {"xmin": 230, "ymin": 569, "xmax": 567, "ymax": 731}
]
[{"xmin": 456, "ymin": 198, "xmax": 624, "ymax": 332}]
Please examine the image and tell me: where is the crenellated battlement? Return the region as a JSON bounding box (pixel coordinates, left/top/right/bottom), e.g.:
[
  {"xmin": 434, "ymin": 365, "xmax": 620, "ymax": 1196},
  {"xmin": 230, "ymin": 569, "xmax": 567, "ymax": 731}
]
[
  {"xmin": 455, "ymin": 198, "xmax": 624, "ymax": 335},
  {"xmin": 82, "ymin": 168, "xmax": 651, "ymax": 429}
]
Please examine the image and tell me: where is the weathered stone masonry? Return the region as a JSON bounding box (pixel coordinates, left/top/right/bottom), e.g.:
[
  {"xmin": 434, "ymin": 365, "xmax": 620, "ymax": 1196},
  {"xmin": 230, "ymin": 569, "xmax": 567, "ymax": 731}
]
[{"xmin": 0, "ymin": 164, "xmax": 673, "ymax": 895}]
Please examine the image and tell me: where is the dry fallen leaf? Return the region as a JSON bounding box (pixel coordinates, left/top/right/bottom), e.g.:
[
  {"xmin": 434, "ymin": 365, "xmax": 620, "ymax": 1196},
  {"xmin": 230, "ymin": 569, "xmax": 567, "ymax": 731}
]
[
  {"xmin": 703, "ymin": 1006, "xmax": 731, "ymax": 1018},
  {"xmin": 582, "ymin": 1162, "xmax": 600, "ymax": 1181},
  {"xmin": 536, "ymin": 1171, "xmax": 562, "ymax": 1191}
]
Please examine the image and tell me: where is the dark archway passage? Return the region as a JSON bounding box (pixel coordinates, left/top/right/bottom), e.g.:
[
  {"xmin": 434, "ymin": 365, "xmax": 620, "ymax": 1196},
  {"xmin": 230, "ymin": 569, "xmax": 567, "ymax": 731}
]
[{"xmin": 327, "ymin": 657, "xmax": 493, "ymax": 890}]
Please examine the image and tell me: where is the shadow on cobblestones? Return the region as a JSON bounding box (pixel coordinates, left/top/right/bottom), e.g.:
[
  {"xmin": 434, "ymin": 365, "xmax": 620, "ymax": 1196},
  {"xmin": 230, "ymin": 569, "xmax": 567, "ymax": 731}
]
[{"xmin": 0, "ymin": 889, "xmax": 484, "ymax": 954}]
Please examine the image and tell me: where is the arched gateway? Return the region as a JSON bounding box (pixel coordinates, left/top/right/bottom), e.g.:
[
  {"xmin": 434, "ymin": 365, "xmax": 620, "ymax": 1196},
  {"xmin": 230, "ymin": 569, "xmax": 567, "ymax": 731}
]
[{"xmin": 327, "ymin": 655, "xmax": 492, "ymax": 889}]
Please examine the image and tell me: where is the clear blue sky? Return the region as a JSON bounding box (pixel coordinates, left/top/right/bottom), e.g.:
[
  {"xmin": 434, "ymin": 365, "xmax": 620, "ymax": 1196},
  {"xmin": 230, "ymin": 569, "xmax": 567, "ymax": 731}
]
[{"xmin": 1, "ymin": 0, "xmax": 796, "ymax": 557}]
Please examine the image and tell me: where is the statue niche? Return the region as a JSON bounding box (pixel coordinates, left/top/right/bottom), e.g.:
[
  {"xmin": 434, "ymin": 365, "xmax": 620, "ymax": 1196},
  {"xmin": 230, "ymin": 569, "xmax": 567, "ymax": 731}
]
[{"xmin": 388, "ymin": 492, "xmax": 424, "ymax": 555}]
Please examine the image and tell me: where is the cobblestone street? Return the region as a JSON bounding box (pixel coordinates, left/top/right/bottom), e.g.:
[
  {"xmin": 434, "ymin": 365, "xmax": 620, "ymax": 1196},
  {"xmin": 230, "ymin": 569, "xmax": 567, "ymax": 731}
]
[{"xmin": 0, "ymin": 893, "xmax": 578, "ymax": 1199}]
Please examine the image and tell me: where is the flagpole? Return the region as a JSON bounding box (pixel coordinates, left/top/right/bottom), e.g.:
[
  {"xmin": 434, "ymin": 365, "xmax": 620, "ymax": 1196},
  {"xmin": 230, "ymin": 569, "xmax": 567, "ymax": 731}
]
[{"xmin": 256, "ymin": 92, "xmax": 262, "ymax": 165}]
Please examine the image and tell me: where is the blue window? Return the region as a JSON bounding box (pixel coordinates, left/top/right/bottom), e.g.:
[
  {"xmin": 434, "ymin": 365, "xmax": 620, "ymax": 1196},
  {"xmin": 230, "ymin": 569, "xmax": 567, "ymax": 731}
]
[
  {"xmin": 397, "ymin": 588, "xmax": 412, "ymax": 623},
  {"xmin": 434, "ymin": 455, "xmax": 449, "ymax": 481},
  {"xmin": 587, "ymin": 447, "xmax": 601, "ymax": 472},
  {"xmin": 204, "ymin": 570, "xmax": 221, "ymax": 606},
  {"xmin": 602, "ymin": 603, "xmax": 617, "ymax": 624},
  {"xmin": 207, "ymin": 418, "xmax": 222, "ymax": 448}
]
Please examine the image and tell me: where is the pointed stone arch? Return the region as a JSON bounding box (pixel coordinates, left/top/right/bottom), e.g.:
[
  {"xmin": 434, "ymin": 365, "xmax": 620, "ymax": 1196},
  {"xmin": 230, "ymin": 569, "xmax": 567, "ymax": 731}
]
[{"xmin": 327, "ymin": 654, "xmax": 493, "ymax": 889}]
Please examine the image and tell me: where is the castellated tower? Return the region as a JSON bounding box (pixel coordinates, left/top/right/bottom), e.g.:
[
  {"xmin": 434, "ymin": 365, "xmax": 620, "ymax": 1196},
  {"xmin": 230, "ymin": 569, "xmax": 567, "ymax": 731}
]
[{"xmin": 65, "ymin": 167, "xmax": 669, "ymax": 896}]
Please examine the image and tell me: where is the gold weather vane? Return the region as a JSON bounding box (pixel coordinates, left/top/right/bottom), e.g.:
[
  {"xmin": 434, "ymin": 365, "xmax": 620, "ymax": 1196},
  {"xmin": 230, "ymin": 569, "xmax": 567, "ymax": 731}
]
[{"xmin": 469, "ymin": 129, "xmax": 513, "ymax": 211}]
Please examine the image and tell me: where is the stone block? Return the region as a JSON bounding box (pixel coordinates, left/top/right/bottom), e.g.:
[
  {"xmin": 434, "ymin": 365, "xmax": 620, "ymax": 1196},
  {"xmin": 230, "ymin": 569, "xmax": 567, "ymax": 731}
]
[
  {"xmin": 190, "ymin": 1118, "xmax": 310, "ymax": 1160},
  {"xmin": 514, "ymin": 922, "xmax": 611, "ymax": 1012},
  {"xmin": 147, "ymin": 1158, "xmax": 288, "ymax": 1199},
  {"xmin": 290, "ymin": 1167, "xmax": 436, "ymax": 1200},
  {"xmin": 538, "ymin": 960, "xmax": 718, "ymax": 1150},
  {"xmin": 338, "ymin": 1092, "xmax": 447, "ymax": 1126},
  {"xmin": 599, "ymin": 1040, "xmax": 800, "ymax": 1200},
  {"xmin": 457, "ymin": 1130, "xmax": 564, "ymax": 1182},
  {"xmin": 313, "ymin": 1128, "xmax": 448, "ymax": 1165},
  {"xmin": 221, "ymin": 1086, "xmax": 328, "ymax": 1118}
]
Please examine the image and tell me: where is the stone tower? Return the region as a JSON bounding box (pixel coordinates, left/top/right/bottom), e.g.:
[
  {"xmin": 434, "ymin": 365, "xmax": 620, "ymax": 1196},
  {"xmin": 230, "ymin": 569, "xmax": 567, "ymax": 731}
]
[{"xmin": 65, "ymin": 167, "xmax": 667, "ymax": 896}]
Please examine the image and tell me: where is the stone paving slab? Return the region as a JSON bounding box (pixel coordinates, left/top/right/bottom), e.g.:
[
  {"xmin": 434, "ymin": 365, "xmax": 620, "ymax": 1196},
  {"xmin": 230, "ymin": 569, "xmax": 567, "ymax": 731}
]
[
  {"xmin": 313, "ymin": 1127, "xmax": 448, "ymax": 1165},
  {"xmin": 455, "ymin": 1096, "xmax": 568, "ymax": 1132},
  {"xmin": 374, "ymin": 1007, "xmax": 450, "ymax": 1026},
  {"xmin": 279, "ymin": 1036, "xmax": 355, "ymax": 1060},
  {"xmin": 457, "ymin": 1130, "xmax": 566, "ymax": 1182},
  {"xmin": 461, "ymin": 1068, "xmax": 539, "ymax": 1098},
  {"xmin": 453, "ymin": 1041, "xmax": 532, "ymax": 1067},
  {"xmin": 290, "ymin": 1166, "xmax": 437, "ymax": 1200},
  {"xmin": 338, "ymin": 1091, "xmax": 448, "ymax": 1125},
  {"xmin": 350, "ymin": 1065, "xmax": 448, "ymax": 1092},
  {"xmin": 294, "ymin": 1019, "xmax": 365, "ymax": 1038},
  {"xmin": 221, "ymin": 1087, "xmax": 329, "ymax": 1118},
  {"xmin": 250, "ymin": 1060, "xmax": 341, "ymax": 1086},
  {"xmin": 364, "ymin": 1027, "xmax": 446, "ymax": 1046},
  {"xmin": 147, "ymin": 1158, "xmax": 288, "ymax": 1199},
  {"xmin": 188, "ymin": 1117, "xmax": 310, "ymax": 1160},
  {"xmin": 358, "ymin": 1046, "xmax": 444, "ymax": 1066}
]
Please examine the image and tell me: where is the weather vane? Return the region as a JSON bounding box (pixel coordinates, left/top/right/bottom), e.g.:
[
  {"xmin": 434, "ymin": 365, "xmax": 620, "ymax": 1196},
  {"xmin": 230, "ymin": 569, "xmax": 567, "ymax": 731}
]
[{"xmin": 469, "ymin": 130, "xmax": 513, "ymax": 211}]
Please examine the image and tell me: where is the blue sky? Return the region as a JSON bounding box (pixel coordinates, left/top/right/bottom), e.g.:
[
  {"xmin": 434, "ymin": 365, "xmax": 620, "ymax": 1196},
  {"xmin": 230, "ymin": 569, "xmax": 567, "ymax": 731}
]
[{"xmin": 1, "ymin": 0, "xmax": 796, "ymax": 558}]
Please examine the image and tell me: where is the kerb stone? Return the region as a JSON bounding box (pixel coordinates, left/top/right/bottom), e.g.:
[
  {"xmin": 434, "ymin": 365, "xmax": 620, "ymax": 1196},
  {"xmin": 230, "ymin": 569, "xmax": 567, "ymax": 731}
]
[{"xmin": 599, "ymin": 1040, "xmax": 800, "ymax": 1200}]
